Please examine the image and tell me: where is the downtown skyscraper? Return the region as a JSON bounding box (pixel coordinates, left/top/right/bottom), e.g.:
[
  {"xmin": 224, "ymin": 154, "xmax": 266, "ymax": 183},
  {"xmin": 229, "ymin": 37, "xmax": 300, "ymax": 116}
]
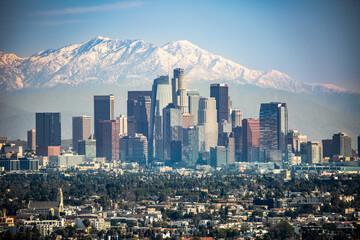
[
  {"xmin": 198, "ymin": 97, "xmax": 218, "ymax": 152},
  {"xmin": 332, "ymin": 132, "xmax": 352, "ymax": 158},
  {"xmin": 242, "ymin": 118, "xmax": 260, "ymax": 162},
  {"xmin": 259, "ymin": 102, "xmax": 288, "ymax": 161},
  {"xmin": 133, "ymin": 96, "xmax": 151, "ymax": 138},
  {"xmin": 149, "ymin": 75, "xmax": 172, "ymax": 160},
  {"xmin": 36, "ymin": 112, "xmax": 61, "ymax": 156},
  {"xmin": 210, "ymin": 83, "xmax": 230, "ymax": 123},
  {"xmin": 187, "ymin": 90, "xmax": 200, "ymax": 125},
  {"xmin": 172, "ymin": 68, "xmax": 189, "ymax": 114},
  {"xmin": 96, "ymin": 119, "xmax": 119, "ymax": 161},
  {"xmin": 127, "ymin": 91, "xmax": 152, "ymax": 136},
  {"xmin": 72, "ymin": 116, "xmax": 91, "ymax": 152},
  {"xmin": 163, "ymin": 104, "xmax": 182, "ymax": 163},
  {"xmin": 94, "ymin": 95, "xmax": 114, "ymax": 139}
]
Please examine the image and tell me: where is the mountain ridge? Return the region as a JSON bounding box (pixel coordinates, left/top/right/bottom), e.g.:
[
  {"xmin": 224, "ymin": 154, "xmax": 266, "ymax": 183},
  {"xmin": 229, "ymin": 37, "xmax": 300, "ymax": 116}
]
[{"xmin": 0, "ymin": 36, "xmax": 350, "ymax": 94}]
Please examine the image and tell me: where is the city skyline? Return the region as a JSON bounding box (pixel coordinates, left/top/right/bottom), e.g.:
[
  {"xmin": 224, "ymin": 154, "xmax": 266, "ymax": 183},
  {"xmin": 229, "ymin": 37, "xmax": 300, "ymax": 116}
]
[
  {"xmin": 24, "ymin": 72, "xmax": 357, "ymax": 165},
  {"xmin": 1, "ymin": 2, "xmax": 360, "ymax": 239}
]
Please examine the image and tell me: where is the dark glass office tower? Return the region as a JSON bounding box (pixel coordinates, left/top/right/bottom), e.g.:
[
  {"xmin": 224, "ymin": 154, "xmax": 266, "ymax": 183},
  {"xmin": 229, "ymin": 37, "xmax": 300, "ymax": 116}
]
[
  {"xmin": 127, "ymin": 91, "xmax": 152, "ymax": 136},
  {"xmin": 94, "ymin": 95, "xmax": 114, "ymax": 139},
  {"xmin": 332, "ymin": 132, "xmax": 352, "ymax": 157},
  {"xmin": 127, "ymin": 91, "xmax": 152, "ymax": 116},
  {"xmin": 322, "ymin": 139, "xmax": 333, "ymax": 158},
  {"xmin": 36, "ymin": 113, "xmax": 61, "ymax": 146},
  {"xmin": 96, "ymin": 119, "xmax": 119, "ymax": 161},
  {"xmin": 259, "ymin": 102, "xmax": 288, "ymax": 156},
  {"xmin": 133, "ymin": 96, "xmax": 151, "ymax": 138},
  {"xmin": 210, "ymin": 83, "xmax": 230, "ymax": 122},
  {"xmin": 163, "ymin": 103, "xmax": 182, "ymax": 162}
]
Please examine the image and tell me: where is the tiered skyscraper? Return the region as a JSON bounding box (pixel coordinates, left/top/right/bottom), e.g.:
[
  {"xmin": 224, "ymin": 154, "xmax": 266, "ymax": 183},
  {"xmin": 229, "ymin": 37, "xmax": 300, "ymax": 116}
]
[
  {"xmin": 94, "ymin": 95, "xmax": 114, "ymax": 138},
  {"xmin": 172, "ymin": 68, "xmax": 189, "ymax": 113}
]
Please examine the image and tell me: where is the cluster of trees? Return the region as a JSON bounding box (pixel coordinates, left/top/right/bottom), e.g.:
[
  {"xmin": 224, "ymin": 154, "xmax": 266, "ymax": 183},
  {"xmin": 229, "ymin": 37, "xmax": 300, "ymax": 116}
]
[{"xmin": 1, "ymin": 172, "xmax": 360, "ymax": 216}]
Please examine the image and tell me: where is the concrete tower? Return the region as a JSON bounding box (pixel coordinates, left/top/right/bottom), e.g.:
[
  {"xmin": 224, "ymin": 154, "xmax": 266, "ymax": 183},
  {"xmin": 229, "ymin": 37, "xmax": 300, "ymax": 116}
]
[
  {"xmin": 172, "ymin": 68, "xmax": 189, "ymax": 113},
  {"xmin": 231, "ymin": 109, "xmax": 242, "ymax": 129},
  {"xmin": 72, "ymin": 116, "xmax": 91, "ymax": 152},
  {"xmin": 198, "ymin": 97, "xmax": 218, "ymax": 152}
]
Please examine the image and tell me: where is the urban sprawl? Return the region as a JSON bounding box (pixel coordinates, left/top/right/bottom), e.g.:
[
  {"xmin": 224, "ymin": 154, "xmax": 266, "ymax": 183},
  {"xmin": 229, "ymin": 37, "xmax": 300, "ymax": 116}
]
[{"xmin": 0, "ymin": 68, "xmax": 359, "ymax": 240}]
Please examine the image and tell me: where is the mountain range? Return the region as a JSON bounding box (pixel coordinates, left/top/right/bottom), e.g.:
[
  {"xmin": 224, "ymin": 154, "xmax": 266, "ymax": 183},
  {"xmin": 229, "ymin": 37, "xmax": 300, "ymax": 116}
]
[
  {"xmin": 0, "ymin": 36, "xmax": 349, "ymax": 94},
  {"xmin": 0, "ymin": 37, "xmax": 359, "ymax": 144}
]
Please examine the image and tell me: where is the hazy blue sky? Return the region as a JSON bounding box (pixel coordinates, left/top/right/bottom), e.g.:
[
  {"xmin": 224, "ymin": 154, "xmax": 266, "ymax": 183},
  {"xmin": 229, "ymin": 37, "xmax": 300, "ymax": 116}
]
[{"xmin": 1, "ymin": 0, "xmax": 359, "ymax": 91}]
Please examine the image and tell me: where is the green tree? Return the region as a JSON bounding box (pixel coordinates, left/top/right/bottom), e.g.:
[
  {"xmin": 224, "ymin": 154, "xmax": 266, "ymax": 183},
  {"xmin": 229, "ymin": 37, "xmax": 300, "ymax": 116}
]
[{"xmin": 264, "ymin": 221, "xmax": 295, "ymax": 240}]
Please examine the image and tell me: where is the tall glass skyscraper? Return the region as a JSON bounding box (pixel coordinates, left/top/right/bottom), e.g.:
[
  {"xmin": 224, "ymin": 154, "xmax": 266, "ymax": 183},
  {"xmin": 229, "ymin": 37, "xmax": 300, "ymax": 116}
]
[
  {"xmin": 163, "ymin": 104, "xmax": 182, "ymax": 162},
  {"xmin": 94, "ymin": 95, "xmax": 114, "ymax": 138},
  {"xmin": 210, "ymin": 83, "xmax": 230, "ymax": 123},
  {"xmin": 127, "ymin": 91, "xmax": 152, "ymax": 136},
  {"xmin": 149, "ymin": 75, "xmax": 172, "ymax": 160},
  {"xmin": 259, "ymin": 102, "xmax": 288, "ymax": 160},
  {"xmin": 36, "ymin": 112, "xmax": 61, "ymax": 146},
  {"xmin": 36, "ymin": 112, "xmax": 61, "ymax": 156}
]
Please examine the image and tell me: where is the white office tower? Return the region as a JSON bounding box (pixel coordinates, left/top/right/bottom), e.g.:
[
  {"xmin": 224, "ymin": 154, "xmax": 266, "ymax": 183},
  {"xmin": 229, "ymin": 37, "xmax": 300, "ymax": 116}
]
[
  {"xmin": 118, "ymin": 114, "xmax": 128, "ymax": 137},
  {"xmin": 231, "ymin": 109, "xmax": 242, "ymax": 129},
  {"xmin": 187, "ymin": 90, "xmax": 200, "ymax": 125},
  {"xmin": 149, "ymin": 76, "xmax": 172, "ymax": 160},
  {"xmin": 172, "ymin": 68, "xmax": 189, "ymax": 114},
  {"xmin": 198, "ymin": 97, "xmax": 218, "ymax": 152}
]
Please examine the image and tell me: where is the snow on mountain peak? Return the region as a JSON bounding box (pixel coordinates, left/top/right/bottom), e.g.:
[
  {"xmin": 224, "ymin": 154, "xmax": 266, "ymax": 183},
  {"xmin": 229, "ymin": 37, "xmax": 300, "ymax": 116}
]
[{"xmin": 0, "ymin": 37, "xmax": 351, "ymax": 94}]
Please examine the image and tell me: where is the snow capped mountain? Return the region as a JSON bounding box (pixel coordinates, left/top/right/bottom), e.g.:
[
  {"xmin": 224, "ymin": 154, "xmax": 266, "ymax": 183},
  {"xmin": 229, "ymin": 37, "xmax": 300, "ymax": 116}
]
[{"xmin": 0, "ymin": 36, "xmax": 349, "ymax": 93}]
